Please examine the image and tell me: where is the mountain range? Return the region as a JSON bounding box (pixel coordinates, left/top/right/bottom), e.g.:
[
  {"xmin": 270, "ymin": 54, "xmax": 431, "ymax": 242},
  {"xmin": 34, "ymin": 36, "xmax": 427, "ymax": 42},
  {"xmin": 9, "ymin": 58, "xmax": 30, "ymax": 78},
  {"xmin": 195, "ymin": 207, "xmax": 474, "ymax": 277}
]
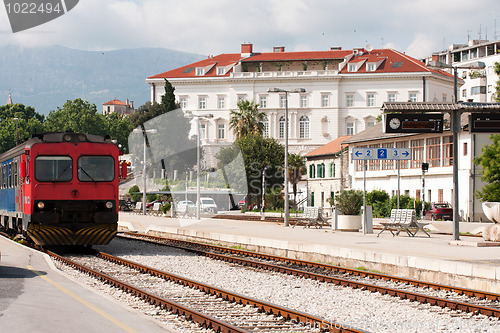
[{"xmin": 0, "ymin": 45, "xmax": 204, "ymax": 115}]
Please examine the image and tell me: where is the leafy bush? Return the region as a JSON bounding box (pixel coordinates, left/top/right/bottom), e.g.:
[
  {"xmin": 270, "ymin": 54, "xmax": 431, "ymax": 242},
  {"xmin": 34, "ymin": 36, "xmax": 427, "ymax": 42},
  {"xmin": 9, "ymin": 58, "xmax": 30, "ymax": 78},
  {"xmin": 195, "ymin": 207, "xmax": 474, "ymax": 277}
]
[
  {"xmin": 128, "ymin": 185, "xmax": 142, "ymax": 202},
  {"xmin": 334, "ymin": 190, "xmax": 363, "ymax": 215}
]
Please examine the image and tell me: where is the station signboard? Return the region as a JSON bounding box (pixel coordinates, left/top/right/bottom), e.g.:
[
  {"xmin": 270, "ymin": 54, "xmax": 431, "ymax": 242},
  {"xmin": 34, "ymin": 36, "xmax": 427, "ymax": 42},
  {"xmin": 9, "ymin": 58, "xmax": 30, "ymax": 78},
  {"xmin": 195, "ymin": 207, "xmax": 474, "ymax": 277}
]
[
  {"xmin": 384, "ymin": 113, "xmax": 444, "ymax": 133},
  {"xmin": 352, "ymin": 148, "xmax": 412, "ymax": 160},
  {"xmin": 469, "ymin": 113, "xmax": 500, "ymax": 133}
]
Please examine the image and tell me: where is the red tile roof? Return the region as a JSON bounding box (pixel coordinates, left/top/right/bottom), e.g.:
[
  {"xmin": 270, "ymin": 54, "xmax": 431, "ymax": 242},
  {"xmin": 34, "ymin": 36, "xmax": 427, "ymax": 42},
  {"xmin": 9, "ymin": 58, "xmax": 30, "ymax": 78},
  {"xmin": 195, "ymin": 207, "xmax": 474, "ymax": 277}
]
[
  {"xmin": 103, "ymin": 99, "xmax": 126, "ymax": 105},
  {"xmin": 305, "ymin": 135, "xmax": 352, "ymax": 157},
  {"xmin": 148, "ymin": 46, "xmax": 455, "ymax": 80}
]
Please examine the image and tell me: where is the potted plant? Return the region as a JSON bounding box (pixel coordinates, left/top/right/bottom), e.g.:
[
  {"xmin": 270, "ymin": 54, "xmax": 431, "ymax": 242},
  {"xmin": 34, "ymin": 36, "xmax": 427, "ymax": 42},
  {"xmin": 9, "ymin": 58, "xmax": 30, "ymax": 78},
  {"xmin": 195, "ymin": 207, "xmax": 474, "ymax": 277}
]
[{"xmin": 333, "ymin": 190, "xmax": 363, "ymax": 231}]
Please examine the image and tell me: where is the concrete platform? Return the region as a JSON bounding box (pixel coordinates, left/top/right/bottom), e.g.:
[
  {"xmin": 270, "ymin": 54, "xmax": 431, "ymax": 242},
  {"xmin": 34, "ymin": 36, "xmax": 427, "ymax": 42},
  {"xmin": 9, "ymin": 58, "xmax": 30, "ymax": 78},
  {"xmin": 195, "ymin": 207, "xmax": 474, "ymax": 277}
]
[
  {"xmin": 0, "ymin": 236, "xmax": 172, "ymax": 333},
  {"xmin": 118, "ymin": 212, "xmax": 500, "ymax": 293}
]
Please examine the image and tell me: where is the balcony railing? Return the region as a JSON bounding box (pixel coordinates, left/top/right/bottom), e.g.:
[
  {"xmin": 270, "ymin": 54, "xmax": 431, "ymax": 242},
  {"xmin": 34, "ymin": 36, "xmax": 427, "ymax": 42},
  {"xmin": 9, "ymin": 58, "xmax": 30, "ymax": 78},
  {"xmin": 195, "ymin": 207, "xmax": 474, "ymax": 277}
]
[{"xmin": 231, "ymin": 70, "xmax": 338, "ymax": 79}]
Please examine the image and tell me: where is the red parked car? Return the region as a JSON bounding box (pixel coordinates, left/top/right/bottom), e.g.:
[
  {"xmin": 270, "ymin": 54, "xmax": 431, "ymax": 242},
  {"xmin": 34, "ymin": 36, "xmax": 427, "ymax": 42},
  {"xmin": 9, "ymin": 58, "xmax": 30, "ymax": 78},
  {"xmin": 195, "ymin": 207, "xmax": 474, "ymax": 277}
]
[{"xmin": 425, "ymin": 202, "xmax": 453, "ymax": 221}]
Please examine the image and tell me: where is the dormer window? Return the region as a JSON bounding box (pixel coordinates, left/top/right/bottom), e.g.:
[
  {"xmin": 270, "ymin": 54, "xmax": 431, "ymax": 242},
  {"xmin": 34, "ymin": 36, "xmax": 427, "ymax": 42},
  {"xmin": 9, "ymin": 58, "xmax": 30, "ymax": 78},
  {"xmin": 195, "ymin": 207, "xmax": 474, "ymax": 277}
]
[
  {"xmin": 196, "ymin": 68, "xmax": 204, "ymax": 76},
  {"xmin": 217, "ymin": 67, "xmax": 225, "ymax": 75},
  {"xmin": 367, "ymin": 63, "xmax": 376, "ymax": 71},
  {"xmin": 348, "ymin": 64, "xmax": 357, "ymax": 72}
]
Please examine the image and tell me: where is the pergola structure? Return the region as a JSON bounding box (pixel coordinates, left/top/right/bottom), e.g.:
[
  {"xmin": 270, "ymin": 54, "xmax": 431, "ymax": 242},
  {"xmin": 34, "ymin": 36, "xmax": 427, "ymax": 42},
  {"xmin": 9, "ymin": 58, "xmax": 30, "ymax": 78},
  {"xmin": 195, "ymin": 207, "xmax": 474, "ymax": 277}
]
[{"xmin": 382, "ymin": 102, "xmax": 500, "ymax": 240}]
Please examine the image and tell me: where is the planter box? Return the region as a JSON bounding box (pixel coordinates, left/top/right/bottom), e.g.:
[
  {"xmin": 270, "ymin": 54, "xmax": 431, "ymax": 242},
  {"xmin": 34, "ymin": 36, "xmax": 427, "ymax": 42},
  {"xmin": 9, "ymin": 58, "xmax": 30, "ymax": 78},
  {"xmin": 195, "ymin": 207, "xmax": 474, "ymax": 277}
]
[{"xmin": 337, "ymin": 215, "xmax": 362, "ymax": 231}]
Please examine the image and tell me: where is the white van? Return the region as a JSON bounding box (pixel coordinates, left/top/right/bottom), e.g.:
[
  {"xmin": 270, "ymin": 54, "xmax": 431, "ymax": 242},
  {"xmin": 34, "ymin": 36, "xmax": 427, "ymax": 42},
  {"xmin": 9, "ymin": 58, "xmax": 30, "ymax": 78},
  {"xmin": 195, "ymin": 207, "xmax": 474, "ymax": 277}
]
[{"xmin": 200, "ymin": 197, "xmax": 218, "ymax": 213}]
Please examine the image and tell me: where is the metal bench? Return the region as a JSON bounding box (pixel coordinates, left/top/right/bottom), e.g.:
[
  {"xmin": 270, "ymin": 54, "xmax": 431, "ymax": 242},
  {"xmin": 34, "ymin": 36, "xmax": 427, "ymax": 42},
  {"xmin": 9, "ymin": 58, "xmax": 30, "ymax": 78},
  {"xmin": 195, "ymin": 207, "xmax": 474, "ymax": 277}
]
[
  {"xmin": 378, "ymin": 209, "xmax": 430, "ymax": 237},
  {"xmin": 293, "ymin": 207, "xmax": 327, "ymax": 228}
]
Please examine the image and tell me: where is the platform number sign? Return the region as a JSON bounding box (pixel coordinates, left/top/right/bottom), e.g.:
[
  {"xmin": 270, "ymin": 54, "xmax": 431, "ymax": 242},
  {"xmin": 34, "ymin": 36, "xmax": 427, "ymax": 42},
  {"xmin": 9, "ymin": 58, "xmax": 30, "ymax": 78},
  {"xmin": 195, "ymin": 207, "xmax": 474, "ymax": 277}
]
[{"xmin": 352, "ymin": 148, "xmax": 411, "ymax": 160}]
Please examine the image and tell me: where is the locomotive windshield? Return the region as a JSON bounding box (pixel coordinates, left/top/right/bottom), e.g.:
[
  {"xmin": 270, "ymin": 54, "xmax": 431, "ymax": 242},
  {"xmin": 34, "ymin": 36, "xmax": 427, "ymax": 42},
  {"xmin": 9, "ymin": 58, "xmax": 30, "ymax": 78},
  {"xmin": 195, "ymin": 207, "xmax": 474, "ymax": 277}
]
[
  {"xmin": 35, "ymin": 156, "xmax": 73, "ymax": 182},
  {"xmin": 77, "ymin": 156, "xmax": 115, "ymax": 182}
]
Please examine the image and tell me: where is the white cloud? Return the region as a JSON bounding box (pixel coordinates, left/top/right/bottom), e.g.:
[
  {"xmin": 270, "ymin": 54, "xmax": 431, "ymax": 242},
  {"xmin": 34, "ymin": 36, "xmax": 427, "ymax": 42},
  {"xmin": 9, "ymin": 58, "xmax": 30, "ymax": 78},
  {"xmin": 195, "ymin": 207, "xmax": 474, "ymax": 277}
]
[{"xmin": 405, "ymin": 34, "xmax": 438, "ymax": 59}]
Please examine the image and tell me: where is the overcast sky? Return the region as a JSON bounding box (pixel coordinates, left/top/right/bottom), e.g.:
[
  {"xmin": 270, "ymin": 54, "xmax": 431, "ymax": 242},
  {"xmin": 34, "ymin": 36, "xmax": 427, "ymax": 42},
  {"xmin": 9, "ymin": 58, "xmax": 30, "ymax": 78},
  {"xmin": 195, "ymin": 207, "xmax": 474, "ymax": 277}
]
[{"xmin": 1, "ymin": 0, "xmax": 499, "ymax": 59}]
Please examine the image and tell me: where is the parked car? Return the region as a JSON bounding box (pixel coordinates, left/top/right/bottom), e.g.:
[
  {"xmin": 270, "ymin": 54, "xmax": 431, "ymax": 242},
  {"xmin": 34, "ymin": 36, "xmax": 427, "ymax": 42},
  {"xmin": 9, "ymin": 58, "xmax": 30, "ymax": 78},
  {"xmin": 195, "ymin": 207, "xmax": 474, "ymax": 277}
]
[
  {"xmin": 200, "ymin": 197, "xmax": 218, "ymax": 213},
  {"xmin": 425, "ymin": 202, "xmax": 453, "ymax": 221},
  {"xmin": 176, "ymin": 200, "xmax": 195, "ymax": 212}
]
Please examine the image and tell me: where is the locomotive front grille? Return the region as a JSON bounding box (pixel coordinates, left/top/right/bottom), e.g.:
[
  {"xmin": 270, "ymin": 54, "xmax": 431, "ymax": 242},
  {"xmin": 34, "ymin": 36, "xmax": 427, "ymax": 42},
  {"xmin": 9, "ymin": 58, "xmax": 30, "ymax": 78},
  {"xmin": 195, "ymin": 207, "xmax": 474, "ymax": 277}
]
[{"xmin": 34, "ymin": 200, "xmax": 117, "ymax": 224}]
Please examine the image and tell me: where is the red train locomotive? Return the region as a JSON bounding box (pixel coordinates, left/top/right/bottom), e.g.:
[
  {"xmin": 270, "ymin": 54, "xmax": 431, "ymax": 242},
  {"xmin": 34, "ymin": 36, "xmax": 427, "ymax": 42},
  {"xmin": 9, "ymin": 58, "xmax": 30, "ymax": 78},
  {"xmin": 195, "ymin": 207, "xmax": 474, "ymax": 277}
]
[{"xmin": 0, "ymin": 132, "xmax": 124, "ymax": 246}]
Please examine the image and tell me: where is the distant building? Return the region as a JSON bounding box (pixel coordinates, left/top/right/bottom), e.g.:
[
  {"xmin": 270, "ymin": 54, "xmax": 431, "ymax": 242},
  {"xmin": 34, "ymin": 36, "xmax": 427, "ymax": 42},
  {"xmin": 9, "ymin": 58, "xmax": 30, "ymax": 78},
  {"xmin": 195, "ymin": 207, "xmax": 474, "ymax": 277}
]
[
  {"xmin": 424, "ymin": 39, "xmax": 500, "ymax": 103},
  {"xmin": 103, "ymin": 98, "xmax": 135, "ymax": 115},
  {"xmin": 6, "ymin": 92, "xmax": 13, "ymax": 105}
]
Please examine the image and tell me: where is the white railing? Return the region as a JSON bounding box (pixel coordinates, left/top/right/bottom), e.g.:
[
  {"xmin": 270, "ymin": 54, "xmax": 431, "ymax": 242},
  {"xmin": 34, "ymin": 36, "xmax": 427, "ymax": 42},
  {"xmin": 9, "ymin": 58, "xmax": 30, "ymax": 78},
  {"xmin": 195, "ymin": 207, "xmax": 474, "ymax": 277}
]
[{"xmin": 231, "ymin": 70, "xmax": 338, "ymax": 79}]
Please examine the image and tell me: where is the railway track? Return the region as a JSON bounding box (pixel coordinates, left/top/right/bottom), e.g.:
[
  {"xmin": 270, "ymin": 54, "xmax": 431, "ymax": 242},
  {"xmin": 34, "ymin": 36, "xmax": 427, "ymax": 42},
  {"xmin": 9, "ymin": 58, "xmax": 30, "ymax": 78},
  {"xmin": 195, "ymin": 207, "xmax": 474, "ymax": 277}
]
[
  {"xmin": 48, "ymin": 249, "xmax": 366, "ymax": 333},
  {"xmin": 120, "ymin": 232, "xmax": 500, "ymax": 319}
]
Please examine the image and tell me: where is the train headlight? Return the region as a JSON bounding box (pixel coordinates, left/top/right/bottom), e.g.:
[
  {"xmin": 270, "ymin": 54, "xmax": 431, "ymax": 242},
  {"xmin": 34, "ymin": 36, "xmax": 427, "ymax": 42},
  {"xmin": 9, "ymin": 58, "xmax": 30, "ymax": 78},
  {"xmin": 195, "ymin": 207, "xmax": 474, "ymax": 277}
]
[
  {"xmin": 105, "ymin": 201, "xmax": 114, "ymax": 209},
  {"xmin": 37, "ymin": 202, "xmax": 45, "ymax": 209}
]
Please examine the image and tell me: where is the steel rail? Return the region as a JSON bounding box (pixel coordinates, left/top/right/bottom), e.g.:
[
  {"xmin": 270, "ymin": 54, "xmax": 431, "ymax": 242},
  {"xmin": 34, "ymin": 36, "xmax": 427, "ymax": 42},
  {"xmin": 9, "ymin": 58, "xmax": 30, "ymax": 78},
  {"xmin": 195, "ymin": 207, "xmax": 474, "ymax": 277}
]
[
  {"xmin": 46, "ymin": 250, "xmax": 249, "ymax": 333},
  {"xmin": 93, "ymin": 250, "xmax": 366, "ymax": 333},
  {"xmin": 121, "ymin": 232, "xmax": 500, "ymax": 318}
]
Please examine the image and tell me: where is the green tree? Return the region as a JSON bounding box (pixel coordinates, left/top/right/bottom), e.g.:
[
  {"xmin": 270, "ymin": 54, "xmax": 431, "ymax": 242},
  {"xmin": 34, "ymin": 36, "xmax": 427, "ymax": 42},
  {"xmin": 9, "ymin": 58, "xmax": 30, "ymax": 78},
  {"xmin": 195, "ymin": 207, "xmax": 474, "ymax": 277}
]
[
  {"xmin": 128, "ymin": 185, "xmax": 142, "ymax": 202},
  {"xmin": 217, "ymin": 134, "xmax": 284, "ymax": 208},
  {"xmin": 229, "ymin": 100, "xmax": 266, "ymax": 139},
  {"xmin": 494, "ymin": 62, "xmax": 500, "ymax": 102},
  {"xmin": 103, "ymin": 112, "xmax": 133, "ymax": 151},
  {"xmin": 0, "ymin": 103, "xmax": 45, "ymax": 152},
  {"xmin": 474, "ymin": 134, "xmax": 500, "ymax": 201},
  {"xmin": 288, "ymin": 153, "xmax": 306, "ymax": 210},
  {"xmin": 44, "ymin": 98, "xmax": 107, "ymax": 135}
]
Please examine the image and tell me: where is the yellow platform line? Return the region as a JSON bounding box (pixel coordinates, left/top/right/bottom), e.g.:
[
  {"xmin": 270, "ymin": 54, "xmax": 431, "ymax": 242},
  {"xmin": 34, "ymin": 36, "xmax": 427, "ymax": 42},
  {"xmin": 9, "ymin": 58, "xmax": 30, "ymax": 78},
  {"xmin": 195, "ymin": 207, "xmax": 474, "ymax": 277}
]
[{"xmin": 27, "ymin": 265, "xmax": 138, "ymax": 333}]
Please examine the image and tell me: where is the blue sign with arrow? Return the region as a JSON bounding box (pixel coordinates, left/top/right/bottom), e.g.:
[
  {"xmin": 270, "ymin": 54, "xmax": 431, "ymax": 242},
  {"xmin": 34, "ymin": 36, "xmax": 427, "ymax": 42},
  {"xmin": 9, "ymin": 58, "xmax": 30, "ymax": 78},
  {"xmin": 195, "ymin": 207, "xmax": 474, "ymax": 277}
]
[{"xmin": 352, "ymin": 148, "xmax": 412, "ymax": 160}]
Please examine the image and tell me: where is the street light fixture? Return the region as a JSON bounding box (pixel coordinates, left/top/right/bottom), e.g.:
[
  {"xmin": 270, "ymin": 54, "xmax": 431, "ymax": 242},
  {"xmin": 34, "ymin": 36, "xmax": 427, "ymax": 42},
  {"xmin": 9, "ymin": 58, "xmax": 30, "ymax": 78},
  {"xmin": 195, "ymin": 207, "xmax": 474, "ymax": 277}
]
[
  {"xmin": 428, "ymin": 60, "xmax": 486, "ymax": 240},
  {"xmin": 268, "ymin": 87, "xmax": 306, "ymax": 227},
  {"xmin": 184, "ymin": 110, "xmax": 214, "ymax": 220},
  {"xmin": 133, "ymin": 128, "xmax": 157, "ymax": 215}
]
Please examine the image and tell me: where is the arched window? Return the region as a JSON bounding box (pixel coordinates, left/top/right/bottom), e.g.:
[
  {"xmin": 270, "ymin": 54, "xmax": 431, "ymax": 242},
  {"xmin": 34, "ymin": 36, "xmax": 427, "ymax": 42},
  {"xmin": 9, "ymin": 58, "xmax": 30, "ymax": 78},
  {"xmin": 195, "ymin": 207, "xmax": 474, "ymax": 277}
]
[
  {"xmin": 279, "ymin": 116, "xmax": 285, "ymax": 138},
  {"xmin": 299, "ymin": 116, "xmax": 310, "ymax": 138},
  {"xmin": 262, "ymin": 117, "xmax": 269, "ymax": 138}
]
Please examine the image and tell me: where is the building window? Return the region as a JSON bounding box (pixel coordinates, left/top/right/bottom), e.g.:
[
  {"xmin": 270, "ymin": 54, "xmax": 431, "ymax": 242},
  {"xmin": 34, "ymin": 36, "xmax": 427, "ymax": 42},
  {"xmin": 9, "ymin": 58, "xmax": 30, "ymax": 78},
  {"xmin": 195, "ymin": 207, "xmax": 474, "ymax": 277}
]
[
  {"xmin": 198, "ymin": 97, "xmax": 207, "ymax": 109},
  {"xmin": 443, "ymin": 136, "xmax": 453, "ymax": 166},
  {"xmin": 262, "ymin": 117, "xmax": 269, "ymax": 138},
  {"xmin": 322, "ymin": 94, "xmax": 329, "ymax": 107},
  {"xmin": 279, "ymin": 116, "xmax": 285, "ymax": 138},
  {"xmin": 200, "ymin": 123, "xmax": 207, "ymax": 140},
  {"xmin": 196, "ymin": 68, "xmax": 204, "ymax": 76},
  {"xmin": 409, "ymin": 92, "xmax": 418, "ymax": 102},
  {"xmin": 366, "ymin": 119, "xmax": 375, "ymax": 128},
  {"xmin": 237, "ymin": 95, "xmax": 246, "ymax": 103},
  {"xmin": 426, "ymin": 137, "xmax": 441, "ymax": 167},
  {"xmin": 462, "ymin": 89, "xmax": 467, "ymax": 98},
  {"xmin": 471, "ymin": 86, "xmax": 486, "ymax": 95},
  {"xmin": 367, "ymin": 93, "xmax": 375, "ymax": 107},
  {"xmin": 280, "ymin": 95, "xmax": 287, "ymax": 108},
  {"xmin": 217, "ymin": 67, "xmax": 225, "ymax": 75},
  {"xmin": 348, "ymin": 63, "xmax": 357, "ymax": 72},
  {"xmin": 180, "ymin": 97, "xmax": 187, "ymax": 109},
  {"xmin": 463, "ymin": 142, "xmax": 468, "ymax": 156},
  {"xmin": 217, "ymin": 96, "xmax": 225, "ymax": 109},
  {"xmin": 329, "ymin": 162, "xmax": 335, "ymax": 177},
  {"xmin": 396, "ymin": 141, "xmax": 409, "ymax": 169},
  {"xmin": 367, "ymin": 63, "xmax": 376, "ymax": 71},
  {"xmin": 259, "ymin": 96, "xmax": 267, "ymax": 108},
  {"xmin": 368, "ymin": 144, "xmax": 380, "ymax": 171},
  {"xmin": 346, "ymin": 94, "xmax": 354, "ymax": 107},
  {"xmin": 442, "ymin": 94, "xmax": 447, "ymax": 102},
  {"xmin": 346, "ymin": 122, "xmax": 354, "ymax": 135},
  {"xmin": 388, "ymin": 93, "xmax": 396, "ymax": 102},
  {"xmin": 309, "ymin": 164, "xmax": 315, "ymax": 178},
  {"xmin": 300, "ymin": 95, "xmax": 308, "ymax": 108},
  {"xmin": 299, "ymin": 116, "xmax": 310, "ymax": 138},
  {"xmin": 217, "ymin": 124, "xmax": 225, "ymax": 139},
  {"xmin": 410, "ymin": 139, "xmax": 424, "ymax": 168},
  {"xmin": 317, "ymin": 163, "xmax": 325, "ymax": 178},
  {"xmin": 311, "ymin": 192, "xmax": 315, "ymax": 206},
  {"xmin": 438, "ymin": 189, "xmax": 444, "ymax": 202}
]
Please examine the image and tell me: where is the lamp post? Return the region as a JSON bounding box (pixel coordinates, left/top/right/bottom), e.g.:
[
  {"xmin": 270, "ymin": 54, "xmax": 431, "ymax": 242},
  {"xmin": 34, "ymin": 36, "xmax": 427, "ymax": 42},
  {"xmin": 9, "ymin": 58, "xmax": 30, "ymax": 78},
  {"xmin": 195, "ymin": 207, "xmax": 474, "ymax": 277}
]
[
  {"xmin": 427, "ymin": 60, "xmax": 485, "ymax": 240},
  {"xmin": 268, "ymin": 87, "xmax": 306, "ymax": 227},
  {"xmin": 184, "ymin": 110, "xmax": 214, "ymax": 220},
  {"xmin": 133, "ymin": 128, "xmax": 157, "ymax": 215}
]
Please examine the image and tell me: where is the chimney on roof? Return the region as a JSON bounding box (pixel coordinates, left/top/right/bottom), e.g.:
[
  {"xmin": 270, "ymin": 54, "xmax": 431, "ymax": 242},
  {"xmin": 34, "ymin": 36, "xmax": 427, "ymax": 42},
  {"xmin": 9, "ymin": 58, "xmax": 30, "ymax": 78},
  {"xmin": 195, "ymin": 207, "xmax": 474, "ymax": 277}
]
[
  {"xmin": 241, "ymin": 43, "xmax": 253, "ymax": 57},
  {"xmin": 273, "ymin": 46, "xmax": 285, "ymax": 53},
  {"xmin": 330, "ymin": 47, "xmax": 342, "ymax": 51}
]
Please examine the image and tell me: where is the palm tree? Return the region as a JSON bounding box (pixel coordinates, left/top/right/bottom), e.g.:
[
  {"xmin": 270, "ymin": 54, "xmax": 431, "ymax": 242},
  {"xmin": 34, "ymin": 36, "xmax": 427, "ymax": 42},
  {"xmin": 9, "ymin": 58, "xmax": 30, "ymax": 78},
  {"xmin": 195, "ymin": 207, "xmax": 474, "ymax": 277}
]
[
  {"xmin": 288, "ymin": 153, "xmax": 306, "ymax": 210},
  {"xmin": 229, "ymin": 100, "xmax": 266, "ymax": 139}
]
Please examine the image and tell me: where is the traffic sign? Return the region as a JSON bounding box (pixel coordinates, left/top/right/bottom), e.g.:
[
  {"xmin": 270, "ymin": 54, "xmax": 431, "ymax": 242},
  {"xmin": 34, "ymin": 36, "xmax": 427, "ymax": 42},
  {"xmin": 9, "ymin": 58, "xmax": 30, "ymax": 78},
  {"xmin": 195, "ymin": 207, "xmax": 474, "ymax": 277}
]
[
  {"xmin": 384, "ymin": 113, "xmax": 444, "ymax": 133},
  {"xmin": 352, "ymin": 148, "xmax": 411, "ymax": 160},
  {"xmin": 469, "ymin": 113, "xmax": 500, "ymax": 133}
]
